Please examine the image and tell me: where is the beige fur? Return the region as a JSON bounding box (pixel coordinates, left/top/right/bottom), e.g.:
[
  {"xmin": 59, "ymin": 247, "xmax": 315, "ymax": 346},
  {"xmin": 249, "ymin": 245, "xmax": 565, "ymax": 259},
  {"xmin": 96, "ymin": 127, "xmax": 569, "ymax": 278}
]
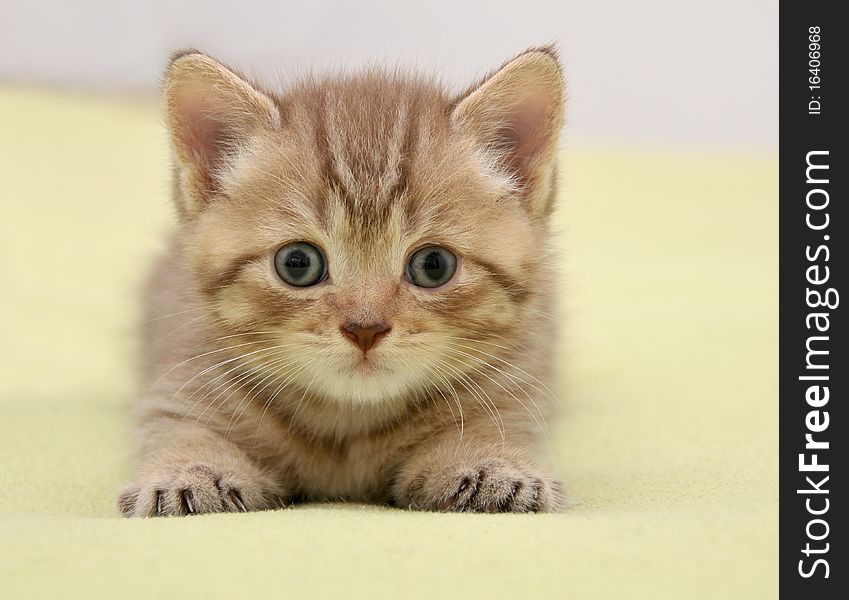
[{"xmin": 119, "ymin": 46, "xmax": 565, "ymax": 516}]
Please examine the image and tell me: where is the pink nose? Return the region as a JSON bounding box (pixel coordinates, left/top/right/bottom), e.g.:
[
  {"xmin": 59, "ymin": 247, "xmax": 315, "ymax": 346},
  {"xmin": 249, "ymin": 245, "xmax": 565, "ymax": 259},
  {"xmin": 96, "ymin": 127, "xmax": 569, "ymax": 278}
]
[{"xmin": 340, "ymin": 322, "xmax": 391, "ymax": 353}]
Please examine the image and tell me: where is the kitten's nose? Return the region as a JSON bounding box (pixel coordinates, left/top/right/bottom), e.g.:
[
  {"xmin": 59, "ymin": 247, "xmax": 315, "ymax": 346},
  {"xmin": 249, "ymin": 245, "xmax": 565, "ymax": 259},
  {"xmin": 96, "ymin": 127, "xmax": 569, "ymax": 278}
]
[{"xmin": 340, "ymin": 322, "xmax": 391, "ymax": 353}]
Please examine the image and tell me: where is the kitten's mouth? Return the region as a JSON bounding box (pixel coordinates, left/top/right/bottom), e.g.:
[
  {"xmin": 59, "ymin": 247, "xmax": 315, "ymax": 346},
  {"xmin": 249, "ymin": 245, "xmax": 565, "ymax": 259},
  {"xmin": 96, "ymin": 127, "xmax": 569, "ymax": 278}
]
[{"xmin": 348, "ymin": 354, "xmax": 385, "ymax": 377}]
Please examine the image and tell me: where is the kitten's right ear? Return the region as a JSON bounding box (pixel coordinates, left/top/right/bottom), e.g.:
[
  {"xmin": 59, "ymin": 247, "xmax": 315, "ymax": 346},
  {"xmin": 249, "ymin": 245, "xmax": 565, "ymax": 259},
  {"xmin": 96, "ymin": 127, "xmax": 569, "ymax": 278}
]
[
  {"xmin": 164, "ymin": 51, "xmax": 281, "ymax": 217},
  {"xmin": 451, "ymin": 47, "xmax": 564, "ymax": 219}
]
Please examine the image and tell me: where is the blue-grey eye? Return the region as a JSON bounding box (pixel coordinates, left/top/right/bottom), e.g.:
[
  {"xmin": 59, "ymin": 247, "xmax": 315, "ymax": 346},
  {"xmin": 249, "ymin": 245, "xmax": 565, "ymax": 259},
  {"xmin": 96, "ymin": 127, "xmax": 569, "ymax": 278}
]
[
  {"xmin": 274, "ymin": 242, "xmax": 327, "ymax": 287},
  {"xmin": 407, "ymin": 246, "xmax": 457, "ymax": 288}
]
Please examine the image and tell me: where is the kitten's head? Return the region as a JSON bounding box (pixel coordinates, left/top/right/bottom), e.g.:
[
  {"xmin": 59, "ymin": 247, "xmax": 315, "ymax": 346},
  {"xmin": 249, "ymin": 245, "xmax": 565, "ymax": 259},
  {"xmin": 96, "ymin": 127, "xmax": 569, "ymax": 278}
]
[{"xmin": 164, "ymin": 48, "xmax": 563, "ymax": 404}]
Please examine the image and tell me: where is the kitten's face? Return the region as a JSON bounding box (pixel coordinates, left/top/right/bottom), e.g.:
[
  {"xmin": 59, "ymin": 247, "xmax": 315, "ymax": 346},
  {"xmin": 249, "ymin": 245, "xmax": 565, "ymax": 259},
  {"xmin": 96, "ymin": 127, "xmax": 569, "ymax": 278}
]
[{"xmin": 166, "ymin": 52, "xmax": 563, "ymax": 404}]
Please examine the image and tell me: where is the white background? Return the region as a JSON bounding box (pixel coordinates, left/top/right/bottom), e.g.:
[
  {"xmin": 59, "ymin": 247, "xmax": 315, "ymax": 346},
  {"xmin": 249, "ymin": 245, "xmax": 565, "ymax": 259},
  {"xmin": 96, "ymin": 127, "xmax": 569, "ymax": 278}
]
[{"xmin": 0, "ymin": 0, "xmax": 777, "ymax": 149}]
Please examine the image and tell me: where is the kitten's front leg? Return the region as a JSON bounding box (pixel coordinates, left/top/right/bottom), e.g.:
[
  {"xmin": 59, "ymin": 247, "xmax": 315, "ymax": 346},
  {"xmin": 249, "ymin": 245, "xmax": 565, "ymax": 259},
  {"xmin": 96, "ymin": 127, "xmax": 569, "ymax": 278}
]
[
  {"xmin": 118, "ymin": 420, "xmax": 285, "ymax": 517},
  {"xmin": 392, "ymin": 436, "xmax": 563, "ymax": 513}
]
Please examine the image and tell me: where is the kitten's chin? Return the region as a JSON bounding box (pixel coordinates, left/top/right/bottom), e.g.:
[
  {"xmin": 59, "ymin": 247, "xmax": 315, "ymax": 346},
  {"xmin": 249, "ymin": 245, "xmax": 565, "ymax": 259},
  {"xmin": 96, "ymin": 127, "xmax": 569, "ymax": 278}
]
[
  {"xmin": 309, "ymin": 357, "xmax": 416, "ymax": 405},
  {"xmin": 349, "ymin": 358, "xmax": 382, "ymax": 377}
]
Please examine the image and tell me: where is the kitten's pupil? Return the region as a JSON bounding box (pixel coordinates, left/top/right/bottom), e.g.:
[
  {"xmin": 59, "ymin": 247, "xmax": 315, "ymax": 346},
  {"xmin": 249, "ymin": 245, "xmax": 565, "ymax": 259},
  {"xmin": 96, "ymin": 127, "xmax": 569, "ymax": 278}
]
[
  {"xmin": 422, "ymin": 251, "xmax": 445, "ymax": 279},
  {"xmin": 286, "ymin": 250, "xmax": 310, "ymax": 279}
]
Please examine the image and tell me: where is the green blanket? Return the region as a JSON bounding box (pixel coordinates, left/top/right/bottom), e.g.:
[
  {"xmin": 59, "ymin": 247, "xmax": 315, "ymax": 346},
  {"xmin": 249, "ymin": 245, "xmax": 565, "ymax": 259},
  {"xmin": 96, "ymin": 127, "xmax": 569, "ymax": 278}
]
[{"xmin": 0, "ymin": 88, "xmax": 777, "ymax": 599}]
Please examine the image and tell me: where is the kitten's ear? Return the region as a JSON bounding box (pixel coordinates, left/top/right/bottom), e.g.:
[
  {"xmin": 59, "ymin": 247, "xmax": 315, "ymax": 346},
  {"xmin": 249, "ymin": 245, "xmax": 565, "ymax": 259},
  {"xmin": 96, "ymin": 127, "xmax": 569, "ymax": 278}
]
[
  {"xmin": 451, "ymin": 47, "xmax": 564, "ymax": 218},
  {"xmin": 164, "ymin": 51, "xmax": 281, "ymax": 216}
]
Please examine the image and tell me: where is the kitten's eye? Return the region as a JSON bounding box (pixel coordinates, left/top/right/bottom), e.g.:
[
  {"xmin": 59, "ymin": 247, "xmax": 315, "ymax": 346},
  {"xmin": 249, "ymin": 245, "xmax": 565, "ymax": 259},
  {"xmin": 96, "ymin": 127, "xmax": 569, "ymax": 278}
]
[
  {"xmin": 274, "ymin": 242, "xmax": 327, "ymax": 287},
  {"xmin": 407, "ymin": 246, "xmax": 457, "ymax": 288}
]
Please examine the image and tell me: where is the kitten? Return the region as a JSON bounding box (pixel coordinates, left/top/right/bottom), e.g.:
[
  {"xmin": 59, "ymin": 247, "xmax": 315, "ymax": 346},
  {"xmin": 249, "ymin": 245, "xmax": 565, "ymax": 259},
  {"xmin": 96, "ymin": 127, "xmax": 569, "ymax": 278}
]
[{"xmin": 118, "ymin": 46, "xmax": 565, "ymax": 516}]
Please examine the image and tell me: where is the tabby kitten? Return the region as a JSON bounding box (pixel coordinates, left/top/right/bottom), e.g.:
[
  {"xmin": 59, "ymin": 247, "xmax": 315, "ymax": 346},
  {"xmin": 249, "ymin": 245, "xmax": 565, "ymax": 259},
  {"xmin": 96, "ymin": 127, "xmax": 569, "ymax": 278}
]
[{"xmin": 118, "ymin": 46, "xmax": 565, "ymax": 516}]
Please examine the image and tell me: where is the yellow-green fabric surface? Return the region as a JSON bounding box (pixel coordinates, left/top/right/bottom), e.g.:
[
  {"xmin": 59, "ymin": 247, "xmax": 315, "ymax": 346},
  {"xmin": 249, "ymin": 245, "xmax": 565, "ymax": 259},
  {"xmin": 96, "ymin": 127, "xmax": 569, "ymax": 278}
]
[{"xmin": 0, "ymin": 88, "xmax": 777, "ymax": 599}]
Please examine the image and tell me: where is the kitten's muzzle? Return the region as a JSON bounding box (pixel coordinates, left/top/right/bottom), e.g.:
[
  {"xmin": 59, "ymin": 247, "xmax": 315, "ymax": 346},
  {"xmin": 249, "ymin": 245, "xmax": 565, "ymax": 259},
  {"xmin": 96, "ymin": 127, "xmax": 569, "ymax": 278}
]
[{"xmin": 340, "ymin": 322, "xmax": 391, "ymax": 353}]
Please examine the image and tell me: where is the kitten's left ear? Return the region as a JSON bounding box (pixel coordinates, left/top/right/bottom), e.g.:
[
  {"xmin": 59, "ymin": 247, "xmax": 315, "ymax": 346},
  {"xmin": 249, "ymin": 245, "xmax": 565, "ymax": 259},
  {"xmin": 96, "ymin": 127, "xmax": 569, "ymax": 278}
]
[
  {"xmin": 451, "ymin": 47, "xmax": 564, "ymax": 218},
  {"xmin": 164, "ymin": 51, "xmax": 281, "ymax": 217}
]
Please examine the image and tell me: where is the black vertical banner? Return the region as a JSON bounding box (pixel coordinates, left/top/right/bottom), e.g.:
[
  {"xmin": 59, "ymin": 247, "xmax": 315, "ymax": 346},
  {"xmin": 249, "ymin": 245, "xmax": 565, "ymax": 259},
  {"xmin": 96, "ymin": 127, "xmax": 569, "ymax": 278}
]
[{"xmin": 780, "ymin": 3, "xmax": 847, "ymax": 598}]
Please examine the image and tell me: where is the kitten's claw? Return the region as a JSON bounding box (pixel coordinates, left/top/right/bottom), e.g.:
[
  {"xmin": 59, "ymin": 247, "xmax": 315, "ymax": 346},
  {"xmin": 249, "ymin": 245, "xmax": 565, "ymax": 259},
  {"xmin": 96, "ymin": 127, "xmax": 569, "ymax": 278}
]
[
  {"xmin": 228, "ymin": 490, "xmax": 247, "ymax": 512},
  {"xmin": 182, "ymin": 490, "xmax": 195, "ymax": 514},
  {"xmin": 118, "ymin": 463, "xmax": 283, "ymax": 517},
  {"xmin": 402, "ymin": 458, "xmax": 562, "ymax": 513}
]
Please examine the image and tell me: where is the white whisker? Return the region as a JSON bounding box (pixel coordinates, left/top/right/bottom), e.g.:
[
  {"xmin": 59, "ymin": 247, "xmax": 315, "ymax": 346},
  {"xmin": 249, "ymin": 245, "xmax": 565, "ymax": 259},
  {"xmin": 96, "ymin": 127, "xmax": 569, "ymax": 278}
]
[
  {"xmin": 430, "ymin": 357, "xmax": 505, "ymax": 443},
  {"xmin": 225, "ymin": 354, "xmax": 303, "ymax": 438},
  {"xmin": 144, "ymin": 306, "xmax": 206, "ymax": 323},
  {"xmin": 430, "ymin": 344, "xmax": 548, "ymax": 442},
  {"xmin": 444, "ymin": 337, "xmax": 560, "ymax": 405}
]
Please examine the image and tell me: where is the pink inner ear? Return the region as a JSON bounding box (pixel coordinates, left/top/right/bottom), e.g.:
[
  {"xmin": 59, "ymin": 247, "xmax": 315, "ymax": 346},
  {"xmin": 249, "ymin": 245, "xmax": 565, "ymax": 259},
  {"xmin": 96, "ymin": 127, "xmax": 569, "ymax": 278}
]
[
  {"xmin": 499, "ymin": 92, "xmax": 553, "ymax": 180},
  {"xmin": 510, "ymin": 98, "xmax": 549, "ymax": 159},
  {"xmin": 175, "ymin": 85, "xmax": 229, "ymax": 169}
]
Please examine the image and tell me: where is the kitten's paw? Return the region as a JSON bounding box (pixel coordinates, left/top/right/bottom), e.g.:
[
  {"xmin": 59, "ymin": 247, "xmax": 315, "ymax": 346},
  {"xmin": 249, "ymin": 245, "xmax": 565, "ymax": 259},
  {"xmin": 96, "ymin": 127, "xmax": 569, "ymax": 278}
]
[
  {"xmin": 118, "ymin": 463, "xmax": 285, "ymax": 518},
  {"xmin": 404, "ymin": 458, "xmax": 562, "ymax": 513}
]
